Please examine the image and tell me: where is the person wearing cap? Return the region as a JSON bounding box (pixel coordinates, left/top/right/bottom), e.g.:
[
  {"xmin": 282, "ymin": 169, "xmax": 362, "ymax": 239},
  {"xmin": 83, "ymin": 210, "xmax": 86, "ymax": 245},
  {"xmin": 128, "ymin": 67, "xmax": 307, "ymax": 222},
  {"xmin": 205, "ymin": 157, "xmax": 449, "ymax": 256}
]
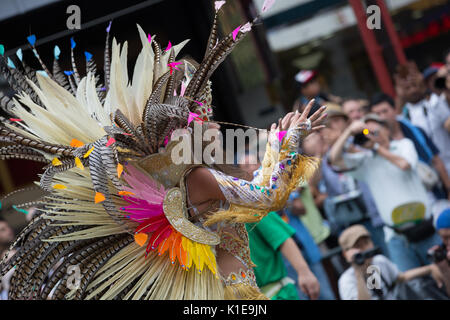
[
  {"xmin": 370, "ymin": 92, "xmax": 450, "ymax": 201},
  {"xmin": 319, "ymin": 105, "xmax": 389, "ymax": 257},
  {"xmin": 293, "ymin": 70, "xmax": 341, "ymax": 114},
  {"xmin": 338, "ymin": 224, "xmax": 444, "ymax": 300},
  {"xmin": 329, "ymin": 113, "xmax": 442, "ymax": 272},
  {"xmin": 423, "ymin": 63, "xmax": 445, "ymax": 96},
  {"xmin": 428, "ymin": 209, "xmax": 450, "ymax": 297}
]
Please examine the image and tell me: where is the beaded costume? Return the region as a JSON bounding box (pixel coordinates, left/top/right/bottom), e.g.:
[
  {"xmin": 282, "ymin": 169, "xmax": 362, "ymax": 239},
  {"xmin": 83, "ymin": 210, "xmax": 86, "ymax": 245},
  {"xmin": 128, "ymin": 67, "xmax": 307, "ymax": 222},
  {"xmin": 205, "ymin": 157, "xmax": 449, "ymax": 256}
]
[{"xmin": 0, "ymin": 1, "xmax": 318, "ymax": 299}]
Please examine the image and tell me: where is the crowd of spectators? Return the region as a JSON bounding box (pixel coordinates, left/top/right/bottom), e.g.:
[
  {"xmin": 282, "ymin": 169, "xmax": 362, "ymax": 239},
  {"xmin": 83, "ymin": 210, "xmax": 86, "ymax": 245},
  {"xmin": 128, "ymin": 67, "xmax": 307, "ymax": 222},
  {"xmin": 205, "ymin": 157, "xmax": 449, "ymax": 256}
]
[{"xmin": 245, "ymin": 49, "xmax": 450, "ymax": 300}]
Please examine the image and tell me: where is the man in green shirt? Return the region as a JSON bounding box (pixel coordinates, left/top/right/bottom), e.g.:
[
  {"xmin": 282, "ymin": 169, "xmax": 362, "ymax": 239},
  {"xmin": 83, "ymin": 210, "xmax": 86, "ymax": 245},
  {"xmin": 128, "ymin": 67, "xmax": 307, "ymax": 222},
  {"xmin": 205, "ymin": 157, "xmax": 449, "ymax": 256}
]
[{"xmin": 246, "ymin": 211, "xmax": 320, "ymax": 300}]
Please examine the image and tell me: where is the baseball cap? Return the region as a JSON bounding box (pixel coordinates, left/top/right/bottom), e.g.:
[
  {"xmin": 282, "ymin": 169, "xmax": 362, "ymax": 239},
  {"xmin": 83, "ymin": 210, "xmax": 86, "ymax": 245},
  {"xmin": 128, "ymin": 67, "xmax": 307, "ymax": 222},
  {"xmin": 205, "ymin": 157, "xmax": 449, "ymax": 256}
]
[
  {"xmin": 423, "ymin": 63, "xmax": 444, "ymax": 80},
  {"xmin": 338, "ymin": 224, "xmax": 370, "ymax": 251},
  {"xmin": 436, "ymin": 208, "xmax": 450, "ymax": 230},
  {"xmin": 295, "ymin": 70, "xmax": 317, "ymax": 85}
]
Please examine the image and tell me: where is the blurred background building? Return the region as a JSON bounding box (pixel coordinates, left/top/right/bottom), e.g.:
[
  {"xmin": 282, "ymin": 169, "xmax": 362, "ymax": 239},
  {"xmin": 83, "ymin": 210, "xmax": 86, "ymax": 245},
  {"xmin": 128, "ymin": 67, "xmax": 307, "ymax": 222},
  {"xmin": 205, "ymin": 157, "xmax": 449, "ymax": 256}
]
[{"xmin": 0, "ymin": 0, "xmax": 449, "ymax": 227}]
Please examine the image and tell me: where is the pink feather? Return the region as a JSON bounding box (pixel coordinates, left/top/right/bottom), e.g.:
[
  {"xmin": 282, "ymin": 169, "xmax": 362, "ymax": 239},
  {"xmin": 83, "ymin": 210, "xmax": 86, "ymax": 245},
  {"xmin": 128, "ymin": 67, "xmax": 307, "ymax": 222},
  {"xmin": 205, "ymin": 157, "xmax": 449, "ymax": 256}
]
[
  {"xmin": 122, "ymin": 164, "xmax": 166, "ymax": 204},
  {"xmin": 120, "ymin": 164, "xmax": 167, "ymax": 221}
]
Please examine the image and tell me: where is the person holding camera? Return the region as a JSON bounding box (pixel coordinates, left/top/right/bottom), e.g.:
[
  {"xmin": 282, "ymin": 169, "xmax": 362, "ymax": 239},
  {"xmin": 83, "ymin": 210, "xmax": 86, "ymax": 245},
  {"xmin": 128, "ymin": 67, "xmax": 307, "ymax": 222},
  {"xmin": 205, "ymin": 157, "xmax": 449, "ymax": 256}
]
[
  {"xmin": 428, "ymin": 208, "xmax": 450, "ymax": 297},
  {"xmin": 329, "ymin": 114, "xmax": 442, "ymax": 272},
  {"xmin": 320, "ymin": 104, "xmax": 388, "ymax": 256},
  {"xmin": 338, "ymin": 225, "xmax": 444, "ymax": 300},
  {"xmin": 370, "ymin": 93, "xmax": 450, "ymax": 201}
]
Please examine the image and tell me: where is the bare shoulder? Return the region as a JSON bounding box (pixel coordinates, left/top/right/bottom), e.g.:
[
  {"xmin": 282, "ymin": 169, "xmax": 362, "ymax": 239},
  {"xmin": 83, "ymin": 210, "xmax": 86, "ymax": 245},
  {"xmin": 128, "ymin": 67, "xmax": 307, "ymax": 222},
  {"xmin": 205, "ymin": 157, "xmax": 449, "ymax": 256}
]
[
  {"xmin": 185, "ymin": 167, "xmax": 225, "ymax": 201},
  {"xmin": 186, "ymin": 167, "xmax": 215, "ymax": 185}
]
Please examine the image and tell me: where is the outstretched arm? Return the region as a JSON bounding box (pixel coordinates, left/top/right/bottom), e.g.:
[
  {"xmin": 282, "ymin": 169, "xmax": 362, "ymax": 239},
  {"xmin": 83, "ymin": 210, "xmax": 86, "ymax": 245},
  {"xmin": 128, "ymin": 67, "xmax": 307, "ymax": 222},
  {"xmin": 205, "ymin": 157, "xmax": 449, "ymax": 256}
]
[
  {"xmin": 280, "ymin": 237, "xmax": 320, "ymax": 300},
  {"xmin": 189, "ymin": 100, "xmax": 327, "ymax": 221}
]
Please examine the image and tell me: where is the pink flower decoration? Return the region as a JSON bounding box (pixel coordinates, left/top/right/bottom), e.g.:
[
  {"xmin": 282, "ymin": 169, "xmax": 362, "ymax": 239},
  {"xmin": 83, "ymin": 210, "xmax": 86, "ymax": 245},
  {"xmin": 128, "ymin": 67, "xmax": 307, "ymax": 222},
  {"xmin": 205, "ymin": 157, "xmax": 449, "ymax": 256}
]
[
  {"xmin": 232, "ymin": 26, "xmax": 241, "ymax": 41},
  {"xmin": 165, "ymin": 41, "xmax": 172, "ymax": 52},
  {"xmin": 167, "ymin": 61, "xmax": 183, "ymax": 74},
  {"xmin": 188, "ymin": 112, "xmax": 199, "ymax": 125},
  {"xmin": 106, "ymin": 137, "xmax": 116, "ymax": 147}
]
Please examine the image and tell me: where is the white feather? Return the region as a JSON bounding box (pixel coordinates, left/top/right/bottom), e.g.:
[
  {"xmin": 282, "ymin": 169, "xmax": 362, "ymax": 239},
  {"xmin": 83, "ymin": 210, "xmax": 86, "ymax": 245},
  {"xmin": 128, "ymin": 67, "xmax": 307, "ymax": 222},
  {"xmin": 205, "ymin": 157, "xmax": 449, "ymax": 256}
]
[{"xmin": 131, "ymin": 24, "xmax": 155, "ymax": 118}]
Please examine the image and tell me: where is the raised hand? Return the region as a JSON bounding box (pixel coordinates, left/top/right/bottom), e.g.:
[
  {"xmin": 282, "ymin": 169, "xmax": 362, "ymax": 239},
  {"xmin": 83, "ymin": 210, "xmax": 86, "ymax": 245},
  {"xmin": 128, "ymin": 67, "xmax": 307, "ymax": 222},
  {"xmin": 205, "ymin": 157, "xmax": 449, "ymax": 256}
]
[
  {"xmin": 270, "ymin": 99, "xmax": 327, "ymax": 135},
  {"xmin": 289, "ymin": 99, "xmax": 327, "ymax": 133}
]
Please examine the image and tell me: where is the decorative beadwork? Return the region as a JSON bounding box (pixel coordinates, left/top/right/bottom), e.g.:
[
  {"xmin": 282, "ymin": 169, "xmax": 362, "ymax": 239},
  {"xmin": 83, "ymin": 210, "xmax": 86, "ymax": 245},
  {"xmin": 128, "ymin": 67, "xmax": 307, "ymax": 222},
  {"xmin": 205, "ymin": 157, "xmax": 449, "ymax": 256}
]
[
  {"xmin": 163, "ymin": 187, "xmax": 220, "ymax": 245},
  {"xmin": 223, "ymin": 268, "xmax": 257, "ymax": 287}
]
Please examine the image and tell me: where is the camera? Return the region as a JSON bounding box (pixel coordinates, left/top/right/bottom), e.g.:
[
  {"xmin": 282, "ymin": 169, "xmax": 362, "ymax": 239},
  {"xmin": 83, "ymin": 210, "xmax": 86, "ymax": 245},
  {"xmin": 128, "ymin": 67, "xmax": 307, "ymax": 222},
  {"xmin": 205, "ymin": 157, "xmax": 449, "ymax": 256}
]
[
  {"xmin": 353, "ymin": 132, "xmax": 370, "ymax": 146},
  {"xmin": 353, "ymin": 128, "xmax": 379, "ymax": 146},
  {"xmin": 427, "ymin": 244, "xmax": 448, "ymax": 263},
  {"xmin": 352, "ymin": 247, "xmax": 381, "ymax": 265},
  {"xmin": 434, "ymin": 76, "xmax": 446, "ymax": 90}
]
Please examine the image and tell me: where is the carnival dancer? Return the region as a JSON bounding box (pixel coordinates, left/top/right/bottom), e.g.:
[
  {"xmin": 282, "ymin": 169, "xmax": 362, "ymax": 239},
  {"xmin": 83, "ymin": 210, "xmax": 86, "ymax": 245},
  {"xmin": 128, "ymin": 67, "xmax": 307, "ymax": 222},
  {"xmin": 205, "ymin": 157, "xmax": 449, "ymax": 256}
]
[{"xmin": 0, "ymin": 1, "xmax": 326, "ymax": 299}]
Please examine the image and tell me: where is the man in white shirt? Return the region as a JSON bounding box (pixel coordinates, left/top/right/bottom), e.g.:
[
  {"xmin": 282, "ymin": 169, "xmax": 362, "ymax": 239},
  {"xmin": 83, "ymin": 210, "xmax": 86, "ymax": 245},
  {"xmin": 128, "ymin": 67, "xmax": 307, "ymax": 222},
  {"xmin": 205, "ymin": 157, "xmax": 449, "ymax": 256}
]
[
  {"xmin": 394, "ymin": 61, "xmax": 450, "ymax": 175},
  {"xmin": 404, "ymin": 92, "xmax": 450, "ymax": 175},
  {"xmin": 329, "ymin": 114, "xmax": 442, "ymax": 271},
  {"xmin": 338, "ymin": 224, "xmax": 444, "ymax": 300}
]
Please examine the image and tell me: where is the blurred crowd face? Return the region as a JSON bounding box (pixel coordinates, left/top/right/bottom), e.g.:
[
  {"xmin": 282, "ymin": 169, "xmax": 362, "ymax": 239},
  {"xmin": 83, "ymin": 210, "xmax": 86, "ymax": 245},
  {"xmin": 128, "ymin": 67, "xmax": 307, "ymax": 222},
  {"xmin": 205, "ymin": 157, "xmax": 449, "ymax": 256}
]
[
  {"xmin": 0, "ymin": 221, "xmax": 14, "ymax": 247},
  {"xmin": 342, "ymin": 100, "xmax": 364, "ymax": 121},
  {"xmin": 395, "ymin": 63, "xmax": 427, "ymax": 103},
  {"xmin": 320, "ymin": 115, "xmax": 348, "ymax": 147},
  {"xmin": 371, "ymin": 101, "xmax": 397, "ymax": 127},
  {"xmin": 302, "ymin": 132, "xmax": 326, "ymax": 157},
  {"xmin": 301, "ymin": 79, "xmax": 321, "ymax": 99},
  {"xmin": 405, "ymin": 79, "xmax": 427, "ymax": 103},
  {"xmin": 438, "ymin": 228, "xmax": 450, "ymax": 250},
  {"xmin": 329, "ymin": 115, "xmax": 348, "ymax": 133},
  {"xmin": 344, "ymin": 236, "xmax": 374, "ymax": 264}
]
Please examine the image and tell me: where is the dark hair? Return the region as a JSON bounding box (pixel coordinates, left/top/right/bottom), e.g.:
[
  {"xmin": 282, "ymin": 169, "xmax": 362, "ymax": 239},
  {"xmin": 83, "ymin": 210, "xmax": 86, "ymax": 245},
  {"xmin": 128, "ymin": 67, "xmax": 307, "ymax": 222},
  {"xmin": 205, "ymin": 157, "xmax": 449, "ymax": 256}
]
[{"xmin": 369, "ymin": 92, "xmax": 395, "ymax": 111}]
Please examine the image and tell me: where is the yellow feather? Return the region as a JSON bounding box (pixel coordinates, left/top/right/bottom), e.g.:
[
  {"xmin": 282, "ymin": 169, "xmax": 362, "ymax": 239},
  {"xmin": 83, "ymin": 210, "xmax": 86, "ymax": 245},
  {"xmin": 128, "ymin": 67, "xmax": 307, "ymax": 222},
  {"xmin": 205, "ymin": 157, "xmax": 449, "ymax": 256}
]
[
  {"xmin": 193, "ymin": 242, "xmax": 205, "ymax": 273},
  {"xmin": 75, "ymin": 157, "xmax": 84, "ymax": 170}
]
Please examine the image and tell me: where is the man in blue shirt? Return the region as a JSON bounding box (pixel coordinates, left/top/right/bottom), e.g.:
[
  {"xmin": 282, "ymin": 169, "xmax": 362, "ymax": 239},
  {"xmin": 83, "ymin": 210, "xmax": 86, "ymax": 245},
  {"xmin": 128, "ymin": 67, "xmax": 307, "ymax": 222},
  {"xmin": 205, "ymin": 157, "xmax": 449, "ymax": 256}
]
[{"xmin": 370, "ymin": 93, "xmax": 450, "ymax": 201}]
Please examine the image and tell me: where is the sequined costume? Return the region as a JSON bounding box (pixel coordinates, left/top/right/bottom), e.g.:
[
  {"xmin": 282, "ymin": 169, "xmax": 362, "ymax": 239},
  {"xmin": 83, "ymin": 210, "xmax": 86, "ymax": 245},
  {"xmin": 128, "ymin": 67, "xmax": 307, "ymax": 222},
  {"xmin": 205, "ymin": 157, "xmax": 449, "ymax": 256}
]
[{"xmin": 0, "ymin": 2, "xmax": 317, "ymax": 299}]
